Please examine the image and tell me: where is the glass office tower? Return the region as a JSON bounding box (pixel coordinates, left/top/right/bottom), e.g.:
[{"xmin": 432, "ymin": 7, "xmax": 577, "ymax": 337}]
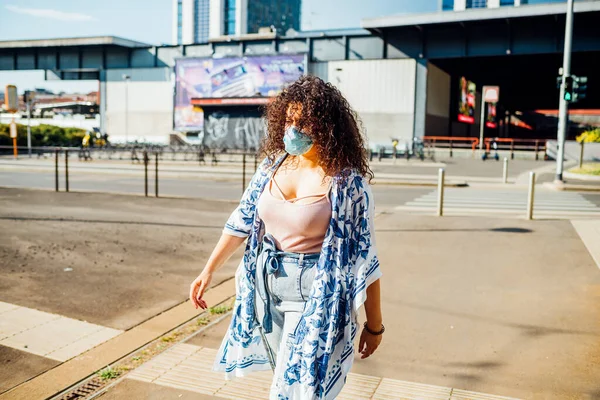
[{"xmin": 247, "ymin": 0, "xmax": 301, "ymax": 34}]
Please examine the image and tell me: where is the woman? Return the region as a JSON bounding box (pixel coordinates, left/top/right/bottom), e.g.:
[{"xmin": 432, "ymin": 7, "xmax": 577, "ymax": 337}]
[{"xmin": 189, "ymin": 75, "xmax": 384, "ymax": 399}]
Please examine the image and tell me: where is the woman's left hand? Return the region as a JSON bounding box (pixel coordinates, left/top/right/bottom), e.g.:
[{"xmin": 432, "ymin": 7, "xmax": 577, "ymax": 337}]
[{"xmin": 358, "ymin": 325, "xmax": 382, "ymax": 359}]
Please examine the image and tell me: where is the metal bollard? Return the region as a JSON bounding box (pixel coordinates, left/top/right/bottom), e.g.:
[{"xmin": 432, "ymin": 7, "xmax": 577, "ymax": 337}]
[
  {"xmin": 503, "ymin": 157, "xmax": 509, "ymax": 184},
  {"xmin": 55, "ymin": 149, "xmax": 59, "ymax": 192},
  {"xmin": 143, "ymin": 151, "xmax": 149, "ymax": 197},
  {"xmin": 579, "ymin": 140, "xmax": 585, "ymax": 169},
  {"xmin": 449, "ymin": 141, "xmax": 453, "ymax": 158},
  {"xmin": 437, "ymin": 168, "xmax": 445, "ymax": 217},
  {"xmin": 242, "ymin": 152, "xmax": 247, "ymax": 195},
  {"xmin": 155, "ymin": 153, "xmax": 159, "ymax": 197},
  {"xmin": 65, "ymin": 150, "xmax": 69, "ymax": 192},
  {"xmin": 526, "ymin": 172, "xmax": 535, "ymax": 220}
]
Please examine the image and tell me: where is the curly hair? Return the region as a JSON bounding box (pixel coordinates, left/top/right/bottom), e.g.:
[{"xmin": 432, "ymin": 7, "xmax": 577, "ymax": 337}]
[{"xmin": 261, "ymin": 75, "xmax": 373, "ymax": 182}]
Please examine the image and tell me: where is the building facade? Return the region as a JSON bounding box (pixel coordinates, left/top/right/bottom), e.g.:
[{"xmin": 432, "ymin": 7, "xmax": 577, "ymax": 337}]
[
  {"xmin": 173, "ymin": 0, "xmax": 301, "ymax": 45},
  {"xmin": 173, "ymin": 0, "xmax": 211, "ymax": 44},
  {"xmin": 441, "ymin": 0, "xmax": 529, "ymax": 11}
]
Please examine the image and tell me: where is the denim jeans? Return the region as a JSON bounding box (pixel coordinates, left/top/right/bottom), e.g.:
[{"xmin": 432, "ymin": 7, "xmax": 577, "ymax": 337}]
[{"xmin": 254, "ymin": 235, "xmax": 319, "ymax": 393}]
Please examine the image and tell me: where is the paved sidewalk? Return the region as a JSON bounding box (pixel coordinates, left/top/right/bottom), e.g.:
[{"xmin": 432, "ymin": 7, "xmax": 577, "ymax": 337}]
[
  {"xmin": 0, "ymin": 301, "xmax": 121, "ymax": 394},
  {"xmin": 105, "ymin": 341, "xmax": 519, "ymax": 400},
  {"xmin": 99, "ymin": 214, "xmax": 600, "ymax": 400},
  {"xmin": 3, "ymin": 190, "xmax": 600, "ymax": 399},
  {"xmin": 0, "ymin": 301, "xmax": 121, "ymax": 362},
  {"xmin": 572, "ymin": 220, "xmax": 600, "ymax": 270}
]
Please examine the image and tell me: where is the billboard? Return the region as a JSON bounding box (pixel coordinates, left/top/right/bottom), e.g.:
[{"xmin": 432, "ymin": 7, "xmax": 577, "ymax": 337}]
[
  {"xmin": 174, "ymin": 55, "xmax": 305, "ymax": 132},
  {"xmin": 485, "ymin": 102, "xmax": 498, "ymax": 129},
  {"xmin": 458, "ymin": 76, "xmax": 476, "ymax": 124}
]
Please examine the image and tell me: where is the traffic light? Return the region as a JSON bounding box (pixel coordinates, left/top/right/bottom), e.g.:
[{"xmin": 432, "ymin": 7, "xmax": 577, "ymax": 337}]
[
  {"xmin": 572, "ymin": 75, "xmax": 588, "ymax": 103},
  {"xmin": 563, "ymin": 76, "xmax": 574, "ymax": 102}
]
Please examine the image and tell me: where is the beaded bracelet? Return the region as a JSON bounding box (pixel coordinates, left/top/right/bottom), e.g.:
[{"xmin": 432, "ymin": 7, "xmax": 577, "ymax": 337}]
[{"xmin": 363, "ymin": 321, "xmax": 385, "ymax": 335}]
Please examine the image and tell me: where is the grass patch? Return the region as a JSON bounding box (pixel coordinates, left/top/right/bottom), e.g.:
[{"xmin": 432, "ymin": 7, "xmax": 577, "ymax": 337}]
[
  {"xmin": 98, "ymin": 366, "xmax": 120, "ymax": 380},
  {"xmin": 197, "ymin": 317, "xmax": 210, "ymax": 326},
  {"xmin": 569, "ymin": 163, "xmax": 600, "ymax": 176},
  {"xmin": 209, "ymin": 304, "xmax": 232, "ymax": 315},
  {"xmin": 161, "ymin": 334, "xmax": 177, "ymax": 343}
]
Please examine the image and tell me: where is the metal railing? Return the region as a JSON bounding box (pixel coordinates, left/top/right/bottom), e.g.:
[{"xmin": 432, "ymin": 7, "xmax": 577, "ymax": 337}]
[
  {"xmin": 423, "ymin": 136, "xmax": 480, "ymax": 155},
  {"xmin": 0, "ymin": 144, "xmax": 260, "ymax": 166},
  {"xmin": 483, "ymin": 138, "xmax": 547, "ymax": 160},
  {"xmin": 0, "ymin": 146, "xmax": 260, "ymax": 197}
]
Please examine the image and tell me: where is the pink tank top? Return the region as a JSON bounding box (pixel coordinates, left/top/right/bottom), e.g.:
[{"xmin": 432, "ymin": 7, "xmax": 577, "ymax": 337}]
[{"xmin": 257, "ymin": 177, "xmax": 332, "ymax": 254}]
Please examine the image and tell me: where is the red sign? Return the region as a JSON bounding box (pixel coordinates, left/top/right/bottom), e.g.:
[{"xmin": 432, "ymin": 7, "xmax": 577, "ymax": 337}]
[
  {"xmin": 458, "ymin": 77, "xmax": 476, "ymax": 125},
  {"xmin": 458, "ymin": 114, "xmax": 475, "ymax": 124},
  {"xmin": 486, "ymin": 121, "xmax": 497, "ymax": 128}
]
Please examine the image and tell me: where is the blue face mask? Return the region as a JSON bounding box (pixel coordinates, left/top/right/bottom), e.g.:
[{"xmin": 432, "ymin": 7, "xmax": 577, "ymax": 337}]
[{"xmin": 283, "ymin": 126, "xmax": 313, "ymax": 155}]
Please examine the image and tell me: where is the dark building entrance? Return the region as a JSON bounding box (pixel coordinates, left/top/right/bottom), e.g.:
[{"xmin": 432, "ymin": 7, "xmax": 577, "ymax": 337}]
[{"xmin": 363, "ymin": 1, "xmax": 600, "ymax": 140}]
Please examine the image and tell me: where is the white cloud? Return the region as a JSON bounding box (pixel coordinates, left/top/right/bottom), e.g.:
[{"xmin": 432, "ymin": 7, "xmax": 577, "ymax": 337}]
[{"xmin": 5, "ymin": 5, "xmax": 94, "ymax": 22}]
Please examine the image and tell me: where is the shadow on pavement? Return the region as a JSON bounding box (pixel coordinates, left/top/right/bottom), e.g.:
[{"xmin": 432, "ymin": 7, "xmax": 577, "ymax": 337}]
[
  {"xmin": 379, "ymin": 227, "xmax": 533, "ymax": 233},
  {"xmin": 398, "ymin": 300, "xmax": 600, "ymax": 338},
  {"xmin": 0, "ymin": 216, "xmax": 224, "ymax": 230}
]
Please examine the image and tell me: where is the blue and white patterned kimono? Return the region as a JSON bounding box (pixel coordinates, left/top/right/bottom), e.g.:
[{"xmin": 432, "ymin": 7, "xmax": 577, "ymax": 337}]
[{"xmin": 213, "ymin": 154, "xmax": 382, "ymax": 400}]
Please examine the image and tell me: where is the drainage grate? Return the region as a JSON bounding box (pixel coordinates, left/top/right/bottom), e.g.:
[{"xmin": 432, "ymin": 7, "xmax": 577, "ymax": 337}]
[{"xmin": 58, "ymin": 379, "xmax": 105, "ymax": 400}]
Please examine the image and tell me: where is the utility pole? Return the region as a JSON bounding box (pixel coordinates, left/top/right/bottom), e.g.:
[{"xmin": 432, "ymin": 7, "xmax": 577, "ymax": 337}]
[
  {"xmin": 555, "ymin": 0, "xmax": 574, "ymax": 182},
  {"xmin": 26, "ymin": 96, "xmax": 32, "ymax": 157},
  {"xmin": 123, "ymin": 74, "xmax": 130, "ymax": 145}
]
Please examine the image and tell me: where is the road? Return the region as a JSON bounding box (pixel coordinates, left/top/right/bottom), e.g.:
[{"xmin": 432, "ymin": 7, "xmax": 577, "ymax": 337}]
[
  {"xmin": 1, "ymin": 157, "xmax": 599, "ymax": 219},
  {"xmin": 2, "ymin": 188, "xmax": 600, "ymax": 399},
  {"xmin": 0, "ymin": 169, "xmax": 432, "ymax": 209}
]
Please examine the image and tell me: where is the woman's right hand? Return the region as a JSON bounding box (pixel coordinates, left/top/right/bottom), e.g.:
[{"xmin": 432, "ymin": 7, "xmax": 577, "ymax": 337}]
[{"xmin": 189, "ymin": 269, "xmax": 213, "ymax": 310}]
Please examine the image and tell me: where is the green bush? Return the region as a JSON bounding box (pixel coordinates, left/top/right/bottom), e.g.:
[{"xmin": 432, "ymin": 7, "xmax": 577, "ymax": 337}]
[
  {"xmin": 0, "ymin": 123, "xmax": 87, "ymax": 147},
  {"xmin": 577, "ymin": 128, "xmax": 600, "ymax": 143}
]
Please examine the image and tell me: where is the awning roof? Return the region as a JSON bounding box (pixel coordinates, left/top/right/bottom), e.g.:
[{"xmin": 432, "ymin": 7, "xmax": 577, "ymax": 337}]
[
  {"xmin": 361, "ymin": 1, "xmax": 600, "ymax": 30},
  {"xmin": 0, "ymin": 36, "xmax": 151, "ymax": 50}
]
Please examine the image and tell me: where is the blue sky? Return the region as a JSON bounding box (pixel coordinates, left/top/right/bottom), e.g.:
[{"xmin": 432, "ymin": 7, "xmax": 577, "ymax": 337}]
[
  {"xmin": 0, "ymin": 0, "xmax": 563, "ymax": 92},
  {"xmin": 0, "ymin": 0, "xmax": 434, "ymax": 44},
  {"xmin": 0, "ymin": 0, "xmax": 432, "ymax": 93}
]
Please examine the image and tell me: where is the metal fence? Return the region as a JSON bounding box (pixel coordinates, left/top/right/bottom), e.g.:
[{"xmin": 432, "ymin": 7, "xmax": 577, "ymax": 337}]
[{"xmin": 0, "ymin": 145, "xmax": 261, "ymax": 198}]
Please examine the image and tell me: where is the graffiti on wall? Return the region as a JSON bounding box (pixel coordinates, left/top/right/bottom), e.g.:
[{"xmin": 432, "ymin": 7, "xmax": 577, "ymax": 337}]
[{"xmin": 203, "ymin": 110, "xmax": 265, "ymax": 149}]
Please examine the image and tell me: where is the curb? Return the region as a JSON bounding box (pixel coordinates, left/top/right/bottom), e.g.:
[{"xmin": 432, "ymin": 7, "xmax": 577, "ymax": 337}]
[
  {"xmin": 0, "ymin": 185, "xmax": 240, "ymax": 204},
  {"xmin": 65, "ymin": 312, "xmax": 235, "ymax": 400},
  {"xmin": 372, "ymin": 180, "xmax": 469, "ymax": 188},
  {"xmin": 0, "ymin": 278, "xmax": 236, "ymax": 400},
  {"xmin": 564, "ymin": 171, "xmax": 600, "ymax": 182},
  {"xmin": 543, "ymin": 181, "xmax": 600, "ymax": 192}
]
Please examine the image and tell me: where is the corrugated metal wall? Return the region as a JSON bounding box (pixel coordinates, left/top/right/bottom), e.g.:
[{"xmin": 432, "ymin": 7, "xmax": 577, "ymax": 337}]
[
  {"xmin": 308, "ymin": 62, "xmax": 329, "ymax": 81},
  {"xmin": 105, "ymin": 68, "xmax": 173, "ymax": 143},
  {"xmin": 426, "ymin": 62, "xmax": 451, "ymax": 136},
  {"xmin": 102, "ymin": 59, "xmax": 423, "ymax": 146},
  {"xmin": 327, "ymin": 59, "xmax": 416, "ymax": 148}
]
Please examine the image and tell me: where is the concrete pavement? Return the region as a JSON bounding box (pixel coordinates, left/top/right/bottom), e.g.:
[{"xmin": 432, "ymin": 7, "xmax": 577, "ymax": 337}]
[
  {"xmin": 0, "ymin": 156, "xmax": 547, "ymax": 186},
  {"xmin": 2, "ymin": 189, "xmax": 600, "ymax": 399},
  {"xmin": 81, "ymin": 216, "xmax": 600, "ymax": 399}
]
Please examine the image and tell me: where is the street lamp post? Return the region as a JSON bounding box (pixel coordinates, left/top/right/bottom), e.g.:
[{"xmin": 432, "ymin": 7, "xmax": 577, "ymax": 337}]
[
  {"xmin": 555, "ymin": 0, "xmax": 575, "ymax": 182},
  {"xmin": 123, "ymin": 74, "xmax": 131, "ymax": 145},
  {"xmin": 26, "ymin": 97, "xmax": 32, "ymax": 157}
]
